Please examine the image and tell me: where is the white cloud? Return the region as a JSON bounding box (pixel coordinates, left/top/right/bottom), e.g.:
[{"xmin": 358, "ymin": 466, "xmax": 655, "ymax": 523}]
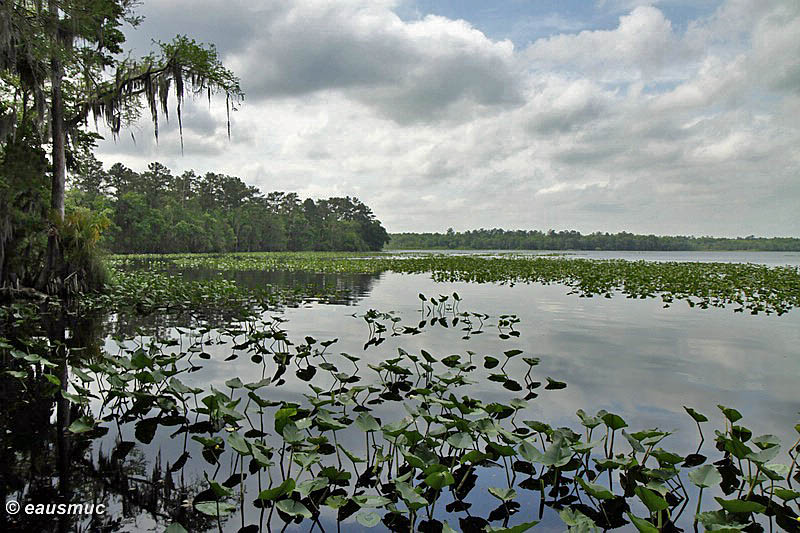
[
  {"xmin": 94, "ymin": 0, "xmax": 800, "ymax": 237},
  {"xmin": 524, "ymin": 6, "xmax": 690, "ymax": 83},
  {"xmin": 226, "ymin": 2, "xmax": 522, "ymax": 123}
]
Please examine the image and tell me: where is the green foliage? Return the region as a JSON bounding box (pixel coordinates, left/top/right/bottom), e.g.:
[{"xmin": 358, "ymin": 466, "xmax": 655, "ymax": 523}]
[
  {"xmin": 0, "ymin": 130, "xmax": 49, "ymax": 285},
  {"xmin": 387, "ymin": 228, "xmax": 800, "ymax": 251},
  {"xmin": 103, "ymin": 252, "xmax": 800, "ymax": 316},
  {"xmin": 68, "ymin": 160, "xmax": 390, "ymax": 253},
  {"xmin": 0, "ymin": 0, "xmax": 242, "ymax": 293},
  {"xmin": 57, "ymin": 206, "xmax": 111, "ymax": 291}
]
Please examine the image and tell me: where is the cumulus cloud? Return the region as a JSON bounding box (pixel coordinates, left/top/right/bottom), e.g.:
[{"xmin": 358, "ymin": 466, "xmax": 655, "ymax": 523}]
[
  {"xmin": 224, "ymin": 1, "xmax": 523, "ymax": 123},
  {"xmin": 94, "ymin": 0, "xmax": 800, "ymax": 237},
  {"xmin": 524, "ymin": 6, "xmax": 692, "ymax": 82}
]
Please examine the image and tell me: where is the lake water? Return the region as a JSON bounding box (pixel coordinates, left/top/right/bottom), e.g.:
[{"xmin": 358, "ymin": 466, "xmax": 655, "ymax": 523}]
[
  {"xmin": 165, "ymin": 251, "xmax": 800, "ymax": 530},
  {"xmin": 5, "ymin": 251, "xmax": 799, "ymax": 532}
]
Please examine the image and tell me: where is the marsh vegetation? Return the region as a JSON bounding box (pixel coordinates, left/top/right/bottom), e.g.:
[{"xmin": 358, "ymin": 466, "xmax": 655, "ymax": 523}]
[{"xmin": 2, "ymin": 252, "xmax": 799, "ymax": 532}]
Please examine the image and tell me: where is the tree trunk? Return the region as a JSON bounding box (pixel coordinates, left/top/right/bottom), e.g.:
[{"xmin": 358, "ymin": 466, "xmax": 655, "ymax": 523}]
[{"xmin": 36, "ymin": 0, "xmax": 66, "ymax": 293}]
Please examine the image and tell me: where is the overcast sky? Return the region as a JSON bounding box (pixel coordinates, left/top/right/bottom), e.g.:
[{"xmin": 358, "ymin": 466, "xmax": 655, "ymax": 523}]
[{"xmin": 94, "ymin": 0, "xmax": 800, "ymax": 236}]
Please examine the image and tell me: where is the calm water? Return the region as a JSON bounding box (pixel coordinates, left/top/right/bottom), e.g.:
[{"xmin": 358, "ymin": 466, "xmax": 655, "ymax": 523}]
[
  {"xmin": 6, "ymin": 251, "xmax": 800, "ymax": 532},
  {"xmin": 156, "ymin": 252, "xmax": 799, "ymax": 531}
]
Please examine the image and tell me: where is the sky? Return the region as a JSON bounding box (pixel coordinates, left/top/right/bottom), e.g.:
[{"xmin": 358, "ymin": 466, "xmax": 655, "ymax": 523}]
[{"xmin": 94, "ymin": 0, "xmax": 800, "ymax": 237}]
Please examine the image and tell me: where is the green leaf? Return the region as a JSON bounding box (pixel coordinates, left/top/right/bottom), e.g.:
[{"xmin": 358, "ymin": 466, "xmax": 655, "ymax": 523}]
[
  {"xmin": 714, "ymin": 497, "xmax": 766, "ymax": 514},
  {"xmin": 761, "ymin": 463, "xmax": 789, "ymax": 480},
  {"xmin": 447, "ymin": 432, "xmax": 474, "ymax": 450},
  {"xmin": 297, "ymin": 477, "xmax": 327, "ymax": 498},
  {"xmin": 68, "ymin": 416, "xmax": 95, "ymax": 434},
  {"xmin": 168, "ymin": 377, "xmax": 192, "ymax": 394},
  {"xmin": 316, "ymin": 412, "xmax": 347, "ymax": 430},
  {"xmin": 577, "ymin": 477, "xmax": 614, "ymax": 500},
  {"xmin": 356, "ymin": 511, "xmax": 381, "ymax": 527},
  {"xmin": 717, "ymin": 405, "xmax": 743, "ymax": 423},
  {"xmin": 257, "ymin": 478, "xmax": 295, "ymax": 501},
  {"xmin": 224, "ymin": 377, "xmax": 243, "ymax": 389},
  {"xmin": 773, "ymin": 488, "xmax": 800, "ymax": 501},
  {"xmin": 276, "ymin": 499, "xmax": 312, "ymax": 518},
  {"xmin": 601, "ymin": 412, "xmax": 627, "ymax": 430},
  {"xmin": 697, "ymin": 510, "xmax": 748, "ymax": 530},
  {"xmin": 442, "ymin": 522, "xmax": 459, "ymax": 533},
  {"xmin": 227, "ymin": 431, "xmax": 250, "ymax": 456},
  {"xmin": 165, "ymin": 523, "xmax": 189, "ymax": 533},
  {"xmin": 721, "ymin": 435, "xmax": 753, "ymax": 460},
  {"xmin": 488, "ymin": 487, "xmax": 517, "ymax": 501},
  {"xmin": 688, "ymin": 465, "xmax": 722, "ymax": 488},
  {"xmin": 460, "ymin": 450, "xmax": 487, "ymax": 464},
  {"xmin": 519, "ymin": 439, "xmax": 542, "ymax": 463},
  {"xmin": 194, "ymin": 501, "xmax": 236, "ymax": 516},
  {"xmin": 424, "ymin": 470, "xmax": 455, "ymax": 490},
  {"xmin": 354, "ymin": 412, "xmax": 380, "ymax": 432},
  {"xmin": 324, "ymin": 495, "xmax": 347, "ymax": 509},
  {"xmin": 131, "ymin": 350, "xmax": 152, "ymax": 369},
  {"xmin": 338, "ymin": 444, "xmax": 365, "ymax": 464},
  {"xmin": 560, "ymin": 508, "xmax": 598, "ymax": 530},
  {"xmin": 353, "ymin": 495, "xmax": 392, "ymax": 508},
  {"xmin": 208, "ymin": 480, "xmax": 232, "ymax": 499},
  {"xmin": 623, "ymin": 430, "xmax": 645, "ymax": 453},
  {"xmin": 576, "ymin": 409, "xmax": 602, "ymax": 429},
  {"xmin": 244, "ymin": 377, "xmax": 272, "ymax": 390},
  {"xmin": 746, "ymin": 446, "xmax": 780, "ymax": 464},
  {"xmin": 545, "ymin": 377, "xmax": 567, "ymax": 390},
  {"xmin": 626, "ymin": 513, "xmax": 659, "ymax": 533},
  {"xmin": 752, "ymin": 434, "xmax": 780, "ymax": 449},
  {"xmin": 539, "ymin": 436, "xmax": 573, "ymax": 467},
  {"xmin": 274, "ymin": 406, "xmax": 297, "ymax": 435},
  {"xmin": 395, "ymin": 480, "xmax": 428, "ymax": 509},
  {"xmin": 634, "ymin": 486, "xmax": 668, "ymax": 513},
  {"xmin": 683, "ymin": 406, "xmax": 708, "ymax": 423}
]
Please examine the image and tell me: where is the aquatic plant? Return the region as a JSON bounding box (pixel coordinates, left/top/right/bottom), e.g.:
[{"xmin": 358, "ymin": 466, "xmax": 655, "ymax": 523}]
[
  {"xmin": 106, "ymin": 253, "xmax": 800, "ymax": 315},
  {"xmin": 2, "ymin": 295, "xmax": 798, "ymax": 531}
]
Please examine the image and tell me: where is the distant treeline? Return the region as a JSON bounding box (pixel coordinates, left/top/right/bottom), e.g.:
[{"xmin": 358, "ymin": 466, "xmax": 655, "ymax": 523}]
[
  {"xmin": 386, "ymin": 229, "xmax": 800, "ymax": 251},
  {"xmin": 69, "ymin": 159, "xmax": 389, "ymax": 253}
]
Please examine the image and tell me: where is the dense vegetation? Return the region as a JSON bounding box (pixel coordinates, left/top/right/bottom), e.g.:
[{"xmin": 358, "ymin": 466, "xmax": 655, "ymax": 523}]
[
  {"xmin": 387, "ymin": 229, "xmax": 800, "ymax": 251},
  {"xmin": 104, "ymin": 253, "xmax": 800, "ymax": 316},
  {"xmin": 68, "ymin": 159, "xmax": 389, "ymax": 254},
  {"xmin": 0, "ymin": 0, "xmax": 241, "ymax": 293}
]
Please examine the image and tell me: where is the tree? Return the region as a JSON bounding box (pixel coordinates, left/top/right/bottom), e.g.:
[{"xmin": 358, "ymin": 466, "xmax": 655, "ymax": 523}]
[{"xmin": 0, "ymin": 0, "xmax": 242, "ymax": 292}]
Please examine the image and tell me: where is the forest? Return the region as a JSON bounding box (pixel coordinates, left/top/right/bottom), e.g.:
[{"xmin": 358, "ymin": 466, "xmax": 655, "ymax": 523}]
[
  {"xmin": 67, "ymin": 158, "xmax": 390, "ymax": 254},
  {"xmin": 387, "ymin": 228, "xmax": 800, "ymax": 251}
]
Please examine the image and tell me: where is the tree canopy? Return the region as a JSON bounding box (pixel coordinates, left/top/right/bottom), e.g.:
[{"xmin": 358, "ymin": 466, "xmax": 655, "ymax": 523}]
[
  {"xmin": 0, "ymin": 0, "xmax": 242, "ymax": 292},
  {"xmin": 68, "ymin": 158, "xmax": 390, "ymax": 254},
  {"xmin": 387, "ymin": 228, "xmax": 800, "ymax": 251}
]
